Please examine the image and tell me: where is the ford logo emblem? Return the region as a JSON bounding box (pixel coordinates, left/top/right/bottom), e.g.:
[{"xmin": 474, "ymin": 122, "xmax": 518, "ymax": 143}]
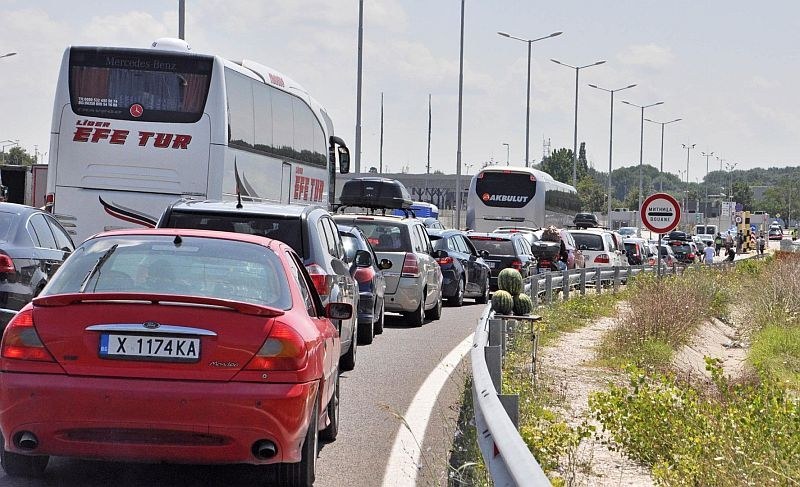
[{"xmin": 143, "ymin": 321, "xmax": 160, "ymax": 330}]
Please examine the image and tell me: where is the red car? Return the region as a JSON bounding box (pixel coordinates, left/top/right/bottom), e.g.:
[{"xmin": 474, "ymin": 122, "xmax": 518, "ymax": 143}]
[{"xmin": 0, "ymin": 229, "xmax": 350, "ymax": 485}]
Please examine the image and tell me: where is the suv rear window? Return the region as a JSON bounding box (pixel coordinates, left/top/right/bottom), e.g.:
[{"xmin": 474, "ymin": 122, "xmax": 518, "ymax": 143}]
[
  {"xmin": 163, "ymin": 211, "xmax": 305, "ymax": 257},
  {"xmin": 572, "ymin": 233, "xmax": 604, "ymax": 251},
  {"xmin": 468, "ymin": 237, "xmax": 515, "ymax": 256},
  {"xmin": 345, "ymin": 222, "xmax": 411, "ymax": 252}
]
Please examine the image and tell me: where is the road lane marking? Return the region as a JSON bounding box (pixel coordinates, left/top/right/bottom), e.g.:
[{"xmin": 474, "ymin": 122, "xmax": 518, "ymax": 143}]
[{"xmin": 381, "ymin": 333, "xmax": 474, "ymax": 487}]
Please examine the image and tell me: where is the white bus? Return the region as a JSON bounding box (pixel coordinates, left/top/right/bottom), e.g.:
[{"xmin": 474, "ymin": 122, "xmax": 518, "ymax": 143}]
[
  {"xmin": 46, "ymin": 38, "xmax": 350, "ymax": 243},
  {"xmin": 466, "ymin": 166, "xmax": 580, "ymax": 232}
]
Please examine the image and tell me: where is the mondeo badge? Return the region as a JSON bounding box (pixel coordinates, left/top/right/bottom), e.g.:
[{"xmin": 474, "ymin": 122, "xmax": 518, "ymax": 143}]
[{"xmin": 143, "ymin": 321, "xmax": 161, "ymax": 330}]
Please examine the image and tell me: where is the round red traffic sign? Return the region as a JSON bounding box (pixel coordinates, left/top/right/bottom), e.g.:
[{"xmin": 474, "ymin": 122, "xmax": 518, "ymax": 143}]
[{"xmin": 640, "ymin": 192, "xmax": 681, "ymax": 234}]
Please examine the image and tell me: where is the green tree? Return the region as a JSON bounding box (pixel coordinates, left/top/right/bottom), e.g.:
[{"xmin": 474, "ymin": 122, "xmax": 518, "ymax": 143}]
[
  {"xmin": 576, "ymin": 176, "xmax": 606, "ymax": 212},
  {"xmin": 539, "ymin": 148, "xmax": 573, "ymax": 184},
  {"xmin": 732, "ymin": 181, "xmax": 753, "ymax": 210},
  {"xmin": 0, "ymin": 146, "xmax": 35, "ymax": 166},
  {"xmin": 623, "ymin": 188, "xmax": 642, "ymax": 211}
]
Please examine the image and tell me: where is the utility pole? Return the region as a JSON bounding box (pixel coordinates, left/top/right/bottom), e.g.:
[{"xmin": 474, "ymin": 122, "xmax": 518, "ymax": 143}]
[
  {"xmin": 702, "ymin": 151, "xmax": 714, "ymax": 228},
  {"xmin": 354, "ymin": 0, "xmax": 364, "ymax": 173},
  {"xmin": 455, "ymin": 0, "xmax": 465, "ymax": 228},
  {"xmin": 427, "ymin": 94, "xmax": 432, "ymax": 174},
  {"xmin": 379, "ymin": 92, "xmax": 384, "ymax": 173},
  {"xmin": 178, "ymin": 0, "xmax": 185, "ymax": 40}
]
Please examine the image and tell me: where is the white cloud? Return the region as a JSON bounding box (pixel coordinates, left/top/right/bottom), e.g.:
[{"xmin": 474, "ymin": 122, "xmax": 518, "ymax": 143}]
[{"xmin": 616, "ymin": 43, "xmax": 675, "ymax": 70}]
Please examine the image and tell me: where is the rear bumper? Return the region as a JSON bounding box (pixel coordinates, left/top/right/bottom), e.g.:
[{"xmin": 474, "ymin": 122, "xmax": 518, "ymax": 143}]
[
  {"xmin": 0, "ymin": 372, "xmax": 318, "ymax": 465},
  {"xmin": 384, "ymin": 277, "xmax": 421, "ymax": 313}
]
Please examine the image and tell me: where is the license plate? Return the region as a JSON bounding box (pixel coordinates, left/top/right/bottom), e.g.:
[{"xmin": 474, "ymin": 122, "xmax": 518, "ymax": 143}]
[
  {"xmin": 486, "ymin": 261, "xmax": 496, "ymax": 268},
  {"xmin": 99, "ymin": 334, "xmax": 200, "ymax": 362}
]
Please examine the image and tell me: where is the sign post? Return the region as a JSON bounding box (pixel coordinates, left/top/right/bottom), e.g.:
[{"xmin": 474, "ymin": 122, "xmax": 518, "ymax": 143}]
[{"xmin": 640, "ymin": 192, "xmax": 682, "ymax": 278}]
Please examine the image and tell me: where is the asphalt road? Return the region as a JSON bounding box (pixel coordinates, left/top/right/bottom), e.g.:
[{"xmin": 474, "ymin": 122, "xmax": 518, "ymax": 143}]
[{"xmin": 0, "ymin": 301, "xmax": 485, "ymax": 487}]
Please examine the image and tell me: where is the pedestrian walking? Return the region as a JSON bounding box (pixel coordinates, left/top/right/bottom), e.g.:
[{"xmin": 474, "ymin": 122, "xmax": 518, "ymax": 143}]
[
  {"xmin": 736, "ymin": 232, "xmax": 743, "ymax": 253},
  {"xmin": 704, "ymin": 242, "xmax": 715, "ymax": 265},
  {"xmin": 714, "ymin": 233, "xmax": 723, "ymax": 256},
  {"xmin": 757, "ymin": 233, "xmax": 766, "ymax": 255}
]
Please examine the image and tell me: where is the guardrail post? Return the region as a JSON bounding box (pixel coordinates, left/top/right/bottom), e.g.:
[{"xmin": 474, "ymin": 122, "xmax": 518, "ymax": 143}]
[
  {"xmin": 613, "ymin": 267, "xmax": 620, "ymax": 293},
  {"xmin": 562, "ymin": 269, "xmax": 570, "ymax": 300},
  {"xmin": 579, "ymin": 268, "xmax": 587, "ymax": 295},
  {"xmin": 530, "ymin": 276, "xmax": 539, "ymax": 307},
  {"xmin": 489, "ymin": 318, "xmax": 505, "ymax": 354},
  {"xmin": 595, "ymin": 267, "xmax": 602, "ymax": 294},
  {"xmin": 544, "ymin": 273, "xmax": 553, "ymax": 305},
  {"xmin": 484, "ymin": 345, "xmax": 502, "ymax": 394},
  {"xmin": 498, "ymin": 395, "xmax": 519, "ymax": 429},
  {"xmin": 626, "ymin": 265, "xmax": 633, "ymax": 282}
]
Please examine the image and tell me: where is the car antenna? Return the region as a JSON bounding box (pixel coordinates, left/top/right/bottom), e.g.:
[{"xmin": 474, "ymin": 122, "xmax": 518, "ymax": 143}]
[
  {"xmin": 234, "ymin": 157, "xmax": 243, "ymax": 209},
  {"xmin": 173, "ymin": 235, "xmax": 183, "ymax": 246}
]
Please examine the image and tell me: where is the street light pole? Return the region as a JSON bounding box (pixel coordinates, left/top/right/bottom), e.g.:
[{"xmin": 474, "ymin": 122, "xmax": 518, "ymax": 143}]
[
  {"xmin": 701, "ymin": 151, "xmax": 714, "ymax": 227},
  {"xmin": 497, "ymin": 31, "xmax": 562, "ymax": 168},
  {"xmin": 622, "ymin": 100, "xmax": 664, "ymax": 227},
  {"xmin": 455, "ymin": 0, "xmax": 465, "ymax": 228},
  {"xmin": 588, "ymin": 83, "xmax": 636, "ymax": 228},
  {"xmin": 354, "ymin": 0, "xmax": 364, "ymax": 173},
  {"xmin": 682, "ymin": 143, "xmax": 695, "ymax": 213},
  {"xmin": 502, "ymin": 143, "xmax": 510, "ymax": 165},
  {"xmin": 551, "ymin": 58, "xmax": 606, "ymax": 187},
  {"xmin": 0, "ymin": 53, "xmax": 17, "ymax": 60},
  {"xmin": 644, "ymin": 118, "xmax": 681, "ymax": 192}
]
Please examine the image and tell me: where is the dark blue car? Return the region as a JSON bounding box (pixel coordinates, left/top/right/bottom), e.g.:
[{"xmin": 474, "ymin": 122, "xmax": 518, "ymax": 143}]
[{"xmin": 428, "ymin": 229, "xmax": 490, "ymax": 306}]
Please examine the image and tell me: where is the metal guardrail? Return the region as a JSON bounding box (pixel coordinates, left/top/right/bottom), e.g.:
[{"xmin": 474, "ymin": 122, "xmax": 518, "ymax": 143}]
[{"xmin": 471, "ymin": 255, "xmax": 766, "ymax": 486}]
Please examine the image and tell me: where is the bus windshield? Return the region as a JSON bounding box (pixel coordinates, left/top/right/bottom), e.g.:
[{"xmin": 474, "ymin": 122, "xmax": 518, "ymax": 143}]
[
  {"xmin": 69, "ymin": 47, "xmax": 213, "ymax": 123},
  {"xmin": 474, "ymin": 171, "xmax": 536, "ymax": 208}
]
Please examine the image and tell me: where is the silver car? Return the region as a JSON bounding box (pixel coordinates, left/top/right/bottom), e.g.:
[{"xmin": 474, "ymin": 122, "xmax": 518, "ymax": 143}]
[{"xmin": 333, "ymin": 214, "xmax": 443, "ymax": 326}]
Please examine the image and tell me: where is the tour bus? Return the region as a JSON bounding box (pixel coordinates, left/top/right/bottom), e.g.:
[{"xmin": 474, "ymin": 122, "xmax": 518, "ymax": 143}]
[
  {"xmin": 466, "ymin": 166, "xmax": 580, "ymax": 232},
  {"xmin": 46, "ymin": 38, "xmax": 350, "ymax": 243}
]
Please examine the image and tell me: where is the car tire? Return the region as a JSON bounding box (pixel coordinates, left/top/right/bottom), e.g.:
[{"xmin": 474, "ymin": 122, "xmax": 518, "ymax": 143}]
[
  {"xmin": 425, "ymin": 290, "xmax": 443, "ymax": 320},
  {"xmin": 405, "ymin": 293, "xmax": 425, "ymax": 327},
  {"xmin": 374, "ymin": 302, "xmax": 385, "ymax": 335},
  {"xmin": 0, "ymin": 437, "xmax": 48, "ymax": 478},
  {"xmin": 357, "ymin": 316, "xmax": 374, "ymax": 346},
  {"xmin": 319, "ymin": 372, "xmax": 340, "ymax": 442},
  {"xmin": 276, "ymin": 395, "xmax": 318, "ymax": 487},
  {"xmin": 448, "ymin": 278, "xmax": 464, "ymax": 307},
  {"xmin": 339, "ymin": 324, "xmax": 357, "ymax": 372},
  {"xmin": 475, "ymin": 276, "xmax": 490, "ymax": 304}
]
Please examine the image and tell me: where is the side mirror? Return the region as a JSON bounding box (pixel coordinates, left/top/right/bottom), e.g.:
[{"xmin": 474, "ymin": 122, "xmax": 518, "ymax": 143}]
[
  {"xmin": 330, "ymin": 258, "xmax": 349, "ymax": 276},
  {"xmin": 480, "ymin": 250, "xmax": 489, "ymax": 258},
  {"xmin": 325, "ymin": 302, "xmax": 353, "ymax": 321},
  {"xmin": 378, "ymin": 258, "xmax": 393, "ymax": 270},
  {"xmin": 354, "ymin": 249, "xmax": 372, "ymax": 268},
  {"xmin": 432, "ymin": 249, "xmax": 448, "ymax": 259},
  {"xmin": 339, "ymin": 147, "xmax": 350, "ymax": 174}
]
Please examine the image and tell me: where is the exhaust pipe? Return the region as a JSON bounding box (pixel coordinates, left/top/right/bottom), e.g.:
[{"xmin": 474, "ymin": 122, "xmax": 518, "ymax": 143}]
[
  {"xmin": 252, "ymin": 440, "xmax": 277, "ymax": 459},
  {"xmin": 16, "ymin": 432, "xmax": 38, "ymax": 450}
]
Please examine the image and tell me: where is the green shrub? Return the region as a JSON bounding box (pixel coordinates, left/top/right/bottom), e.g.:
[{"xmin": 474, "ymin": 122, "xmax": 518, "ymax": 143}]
[{"xmin": 590, "ymin": 359, "xmax": 800, "ymax": 486}]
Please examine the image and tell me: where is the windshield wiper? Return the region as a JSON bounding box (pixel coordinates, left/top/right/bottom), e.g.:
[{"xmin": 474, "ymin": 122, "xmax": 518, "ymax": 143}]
[{"xmin": 78, "ymin": 244, "xmax": 118, "ymax": 293}]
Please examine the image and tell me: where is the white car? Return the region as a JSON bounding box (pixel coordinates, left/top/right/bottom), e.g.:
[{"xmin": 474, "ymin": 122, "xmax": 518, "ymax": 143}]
[{"xmin": 569, "ymin": 229, "xmax": 627, "ymax": 268}]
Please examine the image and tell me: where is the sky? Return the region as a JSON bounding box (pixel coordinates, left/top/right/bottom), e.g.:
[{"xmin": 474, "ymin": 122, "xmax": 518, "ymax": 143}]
[{"xmin": 0, "ymin": 1, "xmax": 798, "ymax": 184}]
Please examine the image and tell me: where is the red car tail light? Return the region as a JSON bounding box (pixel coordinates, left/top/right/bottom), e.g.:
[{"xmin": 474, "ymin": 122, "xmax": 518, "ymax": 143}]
[
  {"xmin": 511, "ymin": 260, "xmax": 523, "ymax": 270},
  {"xmin": 0, "ymin": 253, "xmax": 15, "ymax": 274},
  {"xmin": 245, "ymin": 321, "xmax": 308, "ymax": 371},
  {"xmin": 306, "ymin": 263, "xmax": 333, "ymax": 297},
  {"xmin": 45, "ymin": 193, "xmax": 55, "ymax": 212},
  {"xmin": 1, "ymin": 309, "xmax": 55, "ymax": 362},
  {"xmin": 688, "ymin": 253, "xmax": 695, "ymax": 259},
  {"xmin": 594, "ymin": 254, "xmax": 611, "ymax": 264},
  {"xmin": 436, "ymin": 256, "xmax": 453, "ymax": 265},
  {"xmin": 401, "ymin": 253, "xmax": 419, "ymax": 277}
]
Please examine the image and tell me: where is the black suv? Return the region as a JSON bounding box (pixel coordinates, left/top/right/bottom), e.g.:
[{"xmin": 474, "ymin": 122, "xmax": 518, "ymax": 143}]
[
  {"xmin": 157, "ymin": 200, "xmax": 360, "ymax": 371},
  {"xmin": 466, "ymin": 232, "xmax": 534, "ymax": 291},
  {"xmin": 573, "ymin": 212, "xmax": 599, "ymax": 229}
]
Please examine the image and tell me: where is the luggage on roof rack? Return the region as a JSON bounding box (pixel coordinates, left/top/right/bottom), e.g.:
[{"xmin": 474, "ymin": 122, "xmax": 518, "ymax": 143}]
[{"xmin": 339, "ymin": 177, "xmax": 413, "ymax": 210}]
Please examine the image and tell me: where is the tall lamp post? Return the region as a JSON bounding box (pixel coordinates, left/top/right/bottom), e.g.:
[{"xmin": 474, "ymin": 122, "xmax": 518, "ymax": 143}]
[
  {"xmin": 455, "ymin": 0, "xmax": 465, "ymax": 228},
  {"xmin": 682, "ymin": 143, "xmax": 695, "ymax": 213},
  {"xmin": 551, "ymin": 58, "xmax": 606, "ymax": 186},
  {"xmin": 701, "ymin": 151, "xmax": 714, "ymax": 227},
  {"xmin": 677, "ymin": 169, "xmax": 687, "ymax": 216},
  {"xmin": 644, "ymin": 118, "xmax": 681, "ymax": 192},
  {"xmin": 621, "ymin": 100, "xmax": 664, "ymax": 226},
  {"xmin": 725, "ymin": 161, "xmax": 738, "ymax": 203},
  {"xmin": 497, "ymin": 31, "xmax": 562, "ymax": 167},
  {"xmin": 588, "ymin": 83, "xmax": 636, "ymax": 228},
  {"xmin": 354, "ymin": 0, "xmax": 364, "ymax": 173},
  {"xmin": 0, "ymin": 52, "xmax": 16, "ymax": 60},
  {"xmin": 502, "ymin": 143, "xmax": 510, "ymax": 165}
]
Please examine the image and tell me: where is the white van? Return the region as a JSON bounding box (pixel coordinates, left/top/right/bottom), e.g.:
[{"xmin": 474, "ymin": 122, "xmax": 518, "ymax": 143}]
[{"xmin": 569, "ymin": 229, "xmax": 626, "ymax": 268}]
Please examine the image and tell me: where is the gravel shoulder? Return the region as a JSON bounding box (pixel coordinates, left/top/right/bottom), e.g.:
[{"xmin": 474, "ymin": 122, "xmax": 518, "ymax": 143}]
[{"xmin": 538, "ymin": 313, "xmax": 654, "ymax": 487}]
